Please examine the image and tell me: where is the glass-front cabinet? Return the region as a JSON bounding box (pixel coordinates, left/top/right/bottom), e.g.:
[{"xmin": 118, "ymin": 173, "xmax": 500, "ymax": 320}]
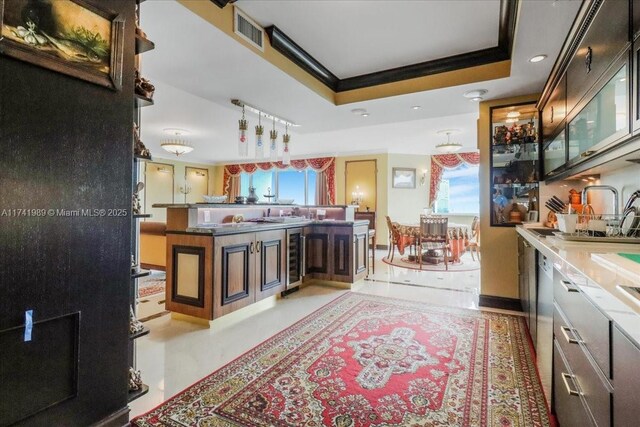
[
  {"xmin": 490, "ymin": 103, "xmax": 540, "ymax": 226},
  {"xmin": 568, "ymin": 62, "xmax": 629, "ymax": 164},
  {"xmin": 543, "ymin": 129, "xmax": 566, "ymax": 178}
]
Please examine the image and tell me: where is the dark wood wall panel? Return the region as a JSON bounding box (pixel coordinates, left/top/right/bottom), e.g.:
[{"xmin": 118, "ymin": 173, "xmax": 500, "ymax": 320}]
[{"xmin": 0, "ymin": 0, "xmax": 135, "ymax": 424}]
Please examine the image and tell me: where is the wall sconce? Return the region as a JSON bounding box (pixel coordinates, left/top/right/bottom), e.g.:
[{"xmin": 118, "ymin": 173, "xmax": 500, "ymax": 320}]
[
  {"xmin": 420, "ymin": 169, "xmax": 428, "ymax": 186},
  {"xmin": 351, "ymin": 185, "xmax": 364, "ymax": 205},
  {"xmin": 193, "ymin": 171, "xmax": 206, "ymax": 177},
  {"xmin": 157, "ymin": 166, "xmax": 171, "ymax": 174}
]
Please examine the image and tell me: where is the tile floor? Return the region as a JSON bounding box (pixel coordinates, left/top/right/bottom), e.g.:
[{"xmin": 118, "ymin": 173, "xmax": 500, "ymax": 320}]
[{"xmin": 129, "ymin": 250, "xmax": 485, "ymax": 417}]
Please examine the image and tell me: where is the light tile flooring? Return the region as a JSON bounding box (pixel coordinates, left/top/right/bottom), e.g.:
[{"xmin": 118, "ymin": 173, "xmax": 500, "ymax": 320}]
[{"xmin": 129, "ymin": 250, "xmax": 484, "ymax": 417}]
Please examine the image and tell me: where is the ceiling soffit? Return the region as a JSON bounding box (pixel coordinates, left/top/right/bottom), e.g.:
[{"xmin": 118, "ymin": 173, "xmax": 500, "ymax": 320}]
[{"xmin": 181, "ymin": 0, "xmax": 518, "ymax": 104}]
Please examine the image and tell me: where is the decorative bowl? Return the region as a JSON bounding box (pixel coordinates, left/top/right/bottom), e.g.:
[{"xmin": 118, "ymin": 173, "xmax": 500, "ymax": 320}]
[
  {"xmin": 203, "ymin": 195, "xmax": 227, "ymax": 203},
  {"xmin": 277, "ymin": 199, "xmax": 295, "ymax": 204}
]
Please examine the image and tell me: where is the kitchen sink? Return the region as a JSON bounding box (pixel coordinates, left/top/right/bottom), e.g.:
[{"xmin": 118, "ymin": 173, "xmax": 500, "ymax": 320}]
[{"xmin": 527, "ymin": 227, "xmax": 557, "ymax": 237}]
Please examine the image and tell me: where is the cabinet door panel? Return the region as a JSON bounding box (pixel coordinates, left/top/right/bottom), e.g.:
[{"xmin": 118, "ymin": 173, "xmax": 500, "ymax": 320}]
[
  {"xmin": 213, "ymin": 233, "xmax": 255, "ymax": 318},
  {"xmin": 353, "ymin": 227, "xmax": 368, "ymax": 279},
  {"xmin": 613, "ymin": 326, "xmax": 640, "ymax": 426},
  {"xmin": 566, "ymin": 0, "xmax": 628, "ymax": 115},
  {"xmin": 166, "ymin": 233, "xmax": 213, "ymax": 319},
  {"xmin": 306, "ymin": 230, "xmax": 330, "ymax": 278},
  {"xmin": 333, "ymin": 233, "xmax": 351, "ymax": 278},
  {"xmin": 542, "ymin": 74, "xmax": 567, "ymax": 139},
  {"xmin": 256, "ymin": 229, "xmax": 286, "ymax": 301}
]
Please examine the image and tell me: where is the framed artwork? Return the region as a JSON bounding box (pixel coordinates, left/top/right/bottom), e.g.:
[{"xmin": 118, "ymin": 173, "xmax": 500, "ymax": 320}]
[
  {"xmin": 392, "ymin": 167, "xmax": 416, "ymax": 189},
  {"xmin": 0, "ymin": 0, "xmax": 125, "ymax": 90}
]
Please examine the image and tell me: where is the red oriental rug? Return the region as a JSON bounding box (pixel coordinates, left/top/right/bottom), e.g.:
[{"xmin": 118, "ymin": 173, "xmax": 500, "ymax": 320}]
[{"xmin": 131, "ymin": 293, "xmax": 548, "ymax": 427}]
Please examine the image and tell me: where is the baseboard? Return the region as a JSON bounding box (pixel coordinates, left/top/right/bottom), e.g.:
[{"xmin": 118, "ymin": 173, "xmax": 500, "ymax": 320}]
[
  {"xmin": 91, "ymin": 407, "xmax": 129, "ymax": 427},
  {"xmin": 140, "ymin": 263, "xmax": 165, "ymax": 272},
  {"xmin": 479, "ymin": 294, "xmax": 522, "ymax": 312}
]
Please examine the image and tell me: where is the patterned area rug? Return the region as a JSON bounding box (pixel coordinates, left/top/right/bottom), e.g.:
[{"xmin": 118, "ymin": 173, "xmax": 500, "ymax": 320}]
[
  {"xmin": 382, "ymin": 254, "xmax": 480, "ymax": 272},
  {"xmin": 138, "ymin": 273, "xmax": 166, "ymax": 299},
  {"xmin": 131, "ymin": 293, "xmax": 547, "ymax": 427}
]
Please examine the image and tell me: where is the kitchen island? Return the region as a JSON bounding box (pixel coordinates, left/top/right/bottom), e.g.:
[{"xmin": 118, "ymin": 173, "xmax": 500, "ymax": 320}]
[
  {"xmin": 516, "ymin": 225, "xmax": 640, "ymax": 426},
  {"xmin": 154, "ymin": 204, "xmax": 370, "ymax": 321}
]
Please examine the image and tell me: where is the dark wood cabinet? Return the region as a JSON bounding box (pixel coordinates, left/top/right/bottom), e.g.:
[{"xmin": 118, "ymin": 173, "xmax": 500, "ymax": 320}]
[
  {"xmin": 542, "ymin": 74, "xmax": 567, "ymax": 140},
  {"xmin": 213, "ymin": 233, "xmax": 255, "ymax": 318},
  {"xmin": 612, "ymin": 326, "xmax": 640, "ymax": 426},
  {"xmin": 353, "ymin": 225, "xmax": 369, "ymax": 277},
  {"xmin": 305, "ymin": 224, "xmax": 368, "ymax": 283},
  {"xmin": 565, "ymin": 0, "xmax": 629, "ymax": 115},
  {"xmin": 306, "ymin": 227, "xmax": 331, "ymax": 278},
  {"xmin": 213, "ymin": 230, "xmax": 286, "ymax": 317},
  {"xmin": 255, "ymin": 229, "xmax": 286, "ymax": 301}
]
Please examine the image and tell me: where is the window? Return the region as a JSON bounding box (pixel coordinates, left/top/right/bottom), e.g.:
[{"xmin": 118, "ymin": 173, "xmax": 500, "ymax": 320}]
[
  {"xmin": 240, "ymin": 169, "xmax": 317, "ymax": 205},
  {"xmin": 434, "ymin": 164, "xmax": 479, "ymax": 214}
]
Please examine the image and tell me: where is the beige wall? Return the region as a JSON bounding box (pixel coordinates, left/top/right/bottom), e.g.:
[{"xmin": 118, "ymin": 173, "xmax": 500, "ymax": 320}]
[
  {"xmin": 387, "ymin": 154, "xmax": 430, "ymax": 224},
  {"xmin": 143, "ymin": 157, "xmax": 217, "ymax": 222},
  {"xmin": 345, "ymin": 160, "xmax": 377, "ymax": 212},
  {"xmin": 479, "ymin": 94, "xmax": 539, "ymax": 299}
]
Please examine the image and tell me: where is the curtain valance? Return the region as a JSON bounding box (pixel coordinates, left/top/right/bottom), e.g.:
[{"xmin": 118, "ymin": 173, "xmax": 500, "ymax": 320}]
[
  {"xmin": 223, "ymin": 157, "xmax": 336, "ymax": 204},
  {"xmin": 429, "ymin": 153, "xmax": 480, "ymax": 207}
]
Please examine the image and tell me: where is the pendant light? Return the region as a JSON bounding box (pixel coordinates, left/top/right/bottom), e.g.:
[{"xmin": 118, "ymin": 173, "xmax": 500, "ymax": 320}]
[
  {"xmin": 238, "ymin": 105, "xmax": 248, "ymax": 157},
  {"xmin": 282, "ymin": 123, "xmax": 291, "ymax": 165},
  {"xmin": 255, "ymin": 112, "xmax": 264, "ymax": 159},
  {"xmin": 161, "ymin": 129, "xmax": 193, "ymax": 156},
  {"xmin": 269, "ymin": 117, "xmax": 278, "ymax": 162},
  {"xmin": 436, "ymin": 130, "xmax": 462, "ymax": 153}
]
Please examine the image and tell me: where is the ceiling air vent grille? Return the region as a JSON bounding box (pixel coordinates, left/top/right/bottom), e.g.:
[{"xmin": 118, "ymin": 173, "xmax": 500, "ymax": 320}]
[{"xmin": 234, "ymin": 7, "xmax": 264, "ymax": 52}]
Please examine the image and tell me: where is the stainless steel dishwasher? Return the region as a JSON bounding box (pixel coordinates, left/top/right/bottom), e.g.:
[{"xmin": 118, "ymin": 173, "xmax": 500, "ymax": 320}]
[{"xmin": 537, "ymin": 253, "xmax": 554, "ymax": 409}]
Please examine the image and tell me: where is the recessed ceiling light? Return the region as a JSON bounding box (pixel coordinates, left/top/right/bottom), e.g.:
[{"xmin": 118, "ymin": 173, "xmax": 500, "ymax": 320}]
[
  {"xmin": 463, "ymin": 89, "xmax": 488, "ymax": 99},
  {"xmin": 351, "ymin": 108, "xmax": 366, "ymax": 115},
  {"xmin": 411, "ymin": 106, "xmax": 422, "ymax": 110},
  {"xmin": 361, "ymin": 113, "xmax": 370, "ymax": 117},
  {"xmin": 529, "ymin": 55, "xmax": 547, "ymax": 63},
  {"xmin": 470, "ymin": 97, "xmax": 483, "ymax": 102}
]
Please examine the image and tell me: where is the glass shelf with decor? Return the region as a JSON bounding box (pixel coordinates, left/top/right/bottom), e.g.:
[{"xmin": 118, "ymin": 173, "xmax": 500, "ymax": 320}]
[{"xmin": 489, "ymin": 102, "xmax": 541, "ymax": 226}]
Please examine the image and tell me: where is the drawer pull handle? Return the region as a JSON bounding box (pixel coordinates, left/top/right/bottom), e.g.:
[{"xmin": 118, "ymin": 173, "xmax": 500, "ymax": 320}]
[
  {"xmin": 250, "ymin": 242, "xmax": 254, "ymax": 254},
  {"xmin": 585, "ymin": 46, "xmax": 592, "ymax": 73},
  {"xmin": 581, "ymin": 150, "xmax": 596, "ymax": 158},
  {"xmin": 560, "ymin": 326, "xmax": 581, "ymax": 344},
  {"xmin": 561, "ymin": 372, "xmax": 581, "ymax": 396},
  {"xmin": 256, "ymin": 241, "xmax": 261, "ymax": 253},
  {"xmin": 560, "ymin": 280, "xmax": 579, "ymax": 293}
]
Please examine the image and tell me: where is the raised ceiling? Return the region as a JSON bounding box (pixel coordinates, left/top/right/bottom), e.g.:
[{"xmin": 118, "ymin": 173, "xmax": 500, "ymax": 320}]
[{"xmin": 139, "ymin": 0, "xmax": 581, "ymax": 164}]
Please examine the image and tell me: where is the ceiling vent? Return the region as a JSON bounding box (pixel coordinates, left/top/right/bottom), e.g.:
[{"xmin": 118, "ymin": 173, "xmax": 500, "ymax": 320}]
[{"xmin": 234, "ymin": 7, "xmax": 264, "ymax": 52}]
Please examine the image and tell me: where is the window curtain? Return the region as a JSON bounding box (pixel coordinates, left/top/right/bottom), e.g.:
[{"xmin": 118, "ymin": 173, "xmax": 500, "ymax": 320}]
[
  {"xmin": 223, "ymin": 157, "xmax": 336, "ymax": 205},
  {"xmin": 429, "ymin": 153, "xmax": 480, "ymax": 208}
]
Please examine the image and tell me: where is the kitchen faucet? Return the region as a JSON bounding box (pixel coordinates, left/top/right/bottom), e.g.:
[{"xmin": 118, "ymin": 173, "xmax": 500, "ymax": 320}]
[{"xmin": 581, "ymin": 185, "xmax": 619, "ymax": 216}]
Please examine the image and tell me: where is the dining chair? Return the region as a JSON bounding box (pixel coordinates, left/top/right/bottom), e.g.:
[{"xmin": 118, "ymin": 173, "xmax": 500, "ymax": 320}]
[
  {"xmin": 467, "ymin": 216, "xmax": 481, "ymax": 261},
  {"xmin": 418, "ymin": 215, "xmax": 449, "ymax": 270},
  {"xmin": 355, "ymin": 211, "xmax": 376, "ymax": 274}
]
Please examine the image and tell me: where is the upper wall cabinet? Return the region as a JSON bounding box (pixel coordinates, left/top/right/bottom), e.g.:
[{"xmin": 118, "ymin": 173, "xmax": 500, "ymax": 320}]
[
  {"xmin": 538, "ymin": 0, "xmax": 634, "ymax": 181},
  {"xmin": 542, "ymin": 74, "xmax": 567, "ymax": 140},
  {"xmin": 565, "ymin": 0, "xmax": 628, "ymax": 116}
]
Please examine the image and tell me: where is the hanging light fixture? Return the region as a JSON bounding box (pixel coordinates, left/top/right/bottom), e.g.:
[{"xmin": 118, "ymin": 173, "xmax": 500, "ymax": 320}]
[
  {"xmin": 161, "ymin": 129, "xmax": 193, "ymax": 156},
  {"xmin": 282, "ymin": 123, "xmax": 291, "ymax": 165},
  {"xmin": 435, "ymin": 130, "xmax": 462, "ymax": 153},
  {"xmin": 255, "ymin": 112, "xmax": 264, "ymax": 159},
  {"xmin": 269, "ymin": 117, "xmax": 278, "ymax": 162},
  {"xmin": 238, "ymin": 105, "xmax": 248, "ymax": 157}
]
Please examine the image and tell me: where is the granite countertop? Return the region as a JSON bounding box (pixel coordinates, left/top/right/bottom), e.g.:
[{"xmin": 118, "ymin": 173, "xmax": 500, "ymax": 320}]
[
  {"xmin": 517, "ymin": 224, "xmax": 640, "ymax": 346},
  {"xmin": 179, "ymin": 219, "xmax": 370, "ymax": 236}
]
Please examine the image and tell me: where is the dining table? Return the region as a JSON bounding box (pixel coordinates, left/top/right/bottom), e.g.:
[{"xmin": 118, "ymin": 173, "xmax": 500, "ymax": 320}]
[{"xmin": 395, "ymin": 221, "xmax": 469, "ymax": 264}]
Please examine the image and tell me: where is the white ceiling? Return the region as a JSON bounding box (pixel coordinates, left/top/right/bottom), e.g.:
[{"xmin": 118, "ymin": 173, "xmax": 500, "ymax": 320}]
[
  {"xmin": 234, "ymin": 0, "xmax": 501, "ymax": 78},
  {"xmin": 139, "ymin": 0, "xmax": 581, "ymax": 165}
]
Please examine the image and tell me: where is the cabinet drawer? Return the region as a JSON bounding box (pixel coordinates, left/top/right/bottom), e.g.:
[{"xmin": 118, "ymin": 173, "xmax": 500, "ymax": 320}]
[
  {"xmin": 566, "ymin": 0, "xmax": 629, "ymax": 115},
  {"xmin": 612, "ymin": 326, "xmax": 640, "ymax": 426},
  {"xmin": 553, "ymin": 340, "xmax": 596, "ymax": 427},
  {"xmin": 554, "ymin": 273, "xmax": 611, "ymax": 378},
  {"xmin": 554, "ymin": 307, "xmax": 612, "ymax": 427}
]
